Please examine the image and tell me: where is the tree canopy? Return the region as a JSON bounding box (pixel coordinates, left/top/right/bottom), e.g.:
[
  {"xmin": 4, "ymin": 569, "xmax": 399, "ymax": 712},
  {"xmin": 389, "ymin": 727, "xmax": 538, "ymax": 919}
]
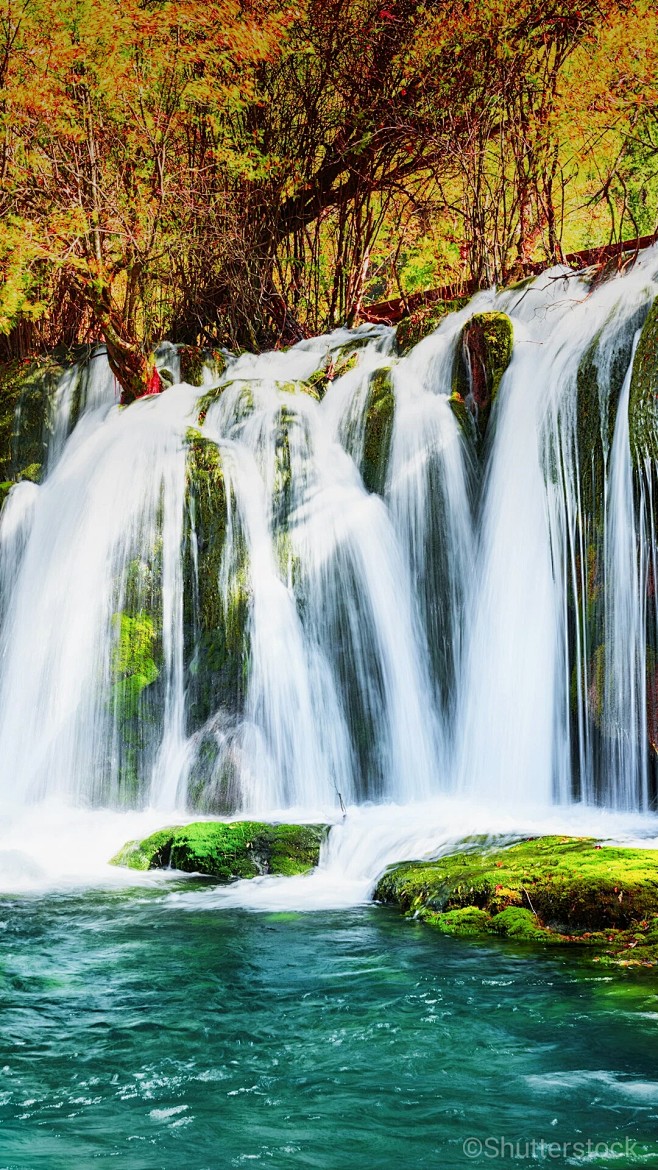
[{"xmin": 0, "ymin": 0, "xmax": 656, "ymax": 393}]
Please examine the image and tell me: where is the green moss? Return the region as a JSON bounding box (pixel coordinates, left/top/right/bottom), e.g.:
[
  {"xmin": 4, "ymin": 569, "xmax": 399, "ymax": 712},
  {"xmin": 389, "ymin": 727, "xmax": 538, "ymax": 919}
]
[
  {"xmin": 110, "ymin": 612, "xmax": 159, "ymax": 720},
  {"xmin": 179, "ymin": 346, "xmax": 225, "ymax": 388},
  {"xmin": 277, "ymin": 356, "xmax": 362, "ymax": 403},
  {"xmin": 110, "ymin": 820, "xmax": 328, "ymax": 880},
  {"xmin": 630, "ymin": 297, "xmax": 658, "ymax": 466},
  {"xmin": 362, "ymin": 366, "xmax": 395, "ymax": 494},
  {"xmin": 105, "ymin": 535, "xmax": 166, "ymax": 804},
  {"xmin": 197, "ymin": 379, "xmax": 254, "ymax": 426},
  {"xmin": 452, "ymin": 312, "xmax": 513, "ymax": 409},
  {"xmin": 423, "ymin": 906, "xmax": 492, "ymax": 936},
  {"xmin": 18, "ymin": 461, "xmax": 42, "ymax": 483},
  {"xmin": 507, "ymin": 275, "xmax": 535, "ymax": 292},
  {"xmin": 491, "ymin": 906, "xmax": 548, "ymax": 940},
  {"xmin": 0, "ymin": 462, "xmax": 44, "ymax": 508},
  {"xmin": 576, "ymin": 312, "xmax": 645, "ymax": 506},
  {"xmin": 396, "ymin": 298, "xmax": 469, "ymax": 355},
  {"xmin": 0, "ymin": 356, "xmax": 63, "ymax": 489},
  {"xmin": 110, "ymin": 828, "xmax": 175, "ymax": 871},
  {"xmin": 277, "ymin": 379, "xmax": 318, "ymax": 403},
  {"xmin": 575, "ymin": 338, "xmax": 607, "ymax": 523},
  {"xmin": 422, "ymin": 904, "xmax": 550, "ymax": 941},
  {"xmin": 185, "ymin": 428, "xmax": 229, "ymax": 634},
  {"xmin": 307, "ymin": 349, "xmax": 359, "ymax": 398},
  {"xmin": 183, "ymin": 429, "xmax": 250, "ymax": 737},
  {"xmin": 375, "ymin": 835, "xmax": 658, "ymax": 965},
  {"xmin": 448, "ymin": 391, "xmax": 477, "ymax": 445}
]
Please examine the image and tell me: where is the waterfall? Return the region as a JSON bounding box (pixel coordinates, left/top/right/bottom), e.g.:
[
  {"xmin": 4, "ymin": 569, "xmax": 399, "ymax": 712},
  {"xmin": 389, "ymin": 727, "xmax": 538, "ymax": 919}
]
[{"xmin": 1, "ymin": 253, "xmax": 658, "ymax": 823}]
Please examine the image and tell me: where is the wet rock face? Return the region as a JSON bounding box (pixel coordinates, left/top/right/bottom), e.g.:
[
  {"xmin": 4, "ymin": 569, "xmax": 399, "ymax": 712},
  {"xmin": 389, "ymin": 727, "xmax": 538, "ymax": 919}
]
[
  {"xmin": 182, "ymin": 429, "xmax": 250, "ymax": 743},
  {"xmin": 630, "ymin": 297, "xmax": 658, "ymax": 467},
  {"xmin": 0, "ymin": 357, "xmax": 65, "ymax": 504},
  {"xmin": 362, "ymin": 366, "xmax": 395, "ymax": 495},
  {"xmin": 452, "ymin": 312, "xmax": 514, "ymax": 441},
  {"xmin": 110, "ymin": 820, "xmax": 328, "ymax": 881}
]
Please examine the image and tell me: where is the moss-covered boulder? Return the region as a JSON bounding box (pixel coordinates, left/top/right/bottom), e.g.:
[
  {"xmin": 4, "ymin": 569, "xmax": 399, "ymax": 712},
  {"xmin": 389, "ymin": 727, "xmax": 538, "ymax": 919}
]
[
  {"xmin": 362, "ymin": 366, "xmax": 395, "ymax": 494},
  {"xmin": 629, "ymin": 297, "xmax": 658, "ymax": 467},
  {"xmin": 376, "ymin": 835, "xmax": 658, "ymax": 966},
  {"xmin": 396, "ymin": 298, "xmax": 469, "ymax": 355},
  {"xmin": 110, "ymin": 820, "xmax": 328, "ymax": 880},
  {"xmin": 452, "ymin": 312, "xmax": 513, "ymax": 442}
]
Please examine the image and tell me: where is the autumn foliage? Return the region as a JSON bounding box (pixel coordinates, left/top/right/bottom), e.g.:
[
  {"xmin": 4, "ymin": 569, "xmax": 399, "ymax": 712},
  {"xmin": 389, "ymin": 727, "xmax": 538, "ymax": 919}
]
[{"xmin": 0, "ymin": 0, "xmax": 656, "ymax": 395}]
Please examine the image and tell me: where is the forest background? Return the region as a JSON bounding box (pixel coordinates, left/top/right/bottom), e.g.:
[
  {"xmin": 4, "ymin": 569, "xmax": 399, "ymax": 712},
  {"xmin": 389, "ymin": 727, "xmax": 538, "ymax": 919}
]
[{"xmin": 0, "ymin": 0, "xmax": 657, "ymax": 396}]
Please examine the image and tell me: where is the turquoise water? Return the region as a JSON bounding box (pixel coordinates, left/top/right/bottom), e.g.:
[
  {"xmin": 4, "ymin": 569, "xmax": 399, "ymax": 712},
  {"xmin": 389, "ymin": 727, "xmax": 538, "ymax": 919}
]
[{"xmin": 1, "ymin": 889, "xmax": 658, "ymax": 1169}]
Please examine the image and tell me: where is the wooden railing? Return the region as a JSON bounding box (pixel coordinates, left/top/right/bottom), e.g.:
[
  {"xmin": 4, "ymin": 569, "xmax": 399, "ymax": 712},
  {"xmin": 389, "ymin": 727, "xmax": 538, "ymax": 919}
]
[{"xmin": 359, "ymin": 233, "xmax": 658, "ymax": 325}]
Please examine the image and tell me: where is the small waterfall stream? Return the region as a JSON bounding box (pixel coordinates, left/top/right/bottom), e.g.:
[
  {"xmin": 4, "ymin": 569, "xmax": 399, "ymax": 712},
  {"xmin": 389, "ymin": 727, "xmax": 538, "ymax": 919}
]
[{"xmin": 2, "ymin": 253, "xmax": 658, "ymax": 890}]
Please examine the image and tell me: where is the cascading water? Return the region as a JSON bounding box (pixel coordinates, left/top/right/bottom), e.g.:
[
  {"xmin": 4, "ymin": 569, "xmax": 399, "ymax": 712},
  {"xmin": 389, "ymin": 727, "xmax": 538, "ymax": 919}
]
[{"xmin": 2, "ymin": 251, "xmax": 658, "ymax": 894}]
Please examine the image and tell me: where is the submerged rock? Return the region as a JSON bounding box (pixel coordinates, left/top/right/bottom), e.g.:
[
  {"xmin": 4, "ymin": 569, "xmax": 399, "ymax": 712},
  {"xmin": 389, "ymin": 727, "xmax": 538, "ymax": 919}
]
[
  {"xmin": 110, "ymin": 820, "xmax": 328, "ymax": 880},
  {"xmin": 376, "ymin": 835, "xmax": 658, "ymax": 966}
]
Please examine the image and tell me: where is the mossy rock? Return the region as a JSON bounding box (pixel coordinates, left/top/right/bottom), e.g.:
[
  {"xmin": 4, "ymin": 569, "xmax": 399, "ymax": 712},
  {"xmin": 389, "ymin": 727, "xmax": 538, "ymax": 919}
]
[
  {"xmin": 277, "ymin": 378, "xmax": 321, "ymax": 403},
  {"xmin": 490, "ymin": 906, "xmax": 548, "ymax": 940},
  {"xmin": 362, "ymin": 366, "xmax": 395, "ymax": 494},
  {"xmin": 376, "ymin": 835, "xmax": 658, "ymax": 965},
  {"xmin": 396, "ymin": 298, "xmax": 469, "ymax": 355},
  {"xmin": 178, "ymin": 346, "xmax": 225, "ymax": 388},
  {"xmin": 0, "ymin": 356, "xmax": 63, "ymax": 490},
  {"xmin": 576, "ymin": 306, "xmax": 647, "ymax": 510},
  {"xmin": 452, "ymin": 312, "xmax": 513, "ymax": 442},
  {"xmin": 110, "ymin": 820, "xmax": 328, "ymax": 880},
  {"xmin": 575, "ymin": 338, "xmax": 607, "ymax": 519},
  {"xmin": 507, "ymin": 275, "xmax": 535, "ymax": 292},
  {"xmin": 448, "ymin": 391, "xmax": 477, "ymax": 446},
  {"xmin": 111, "ymin": 828, "xmax": 175, "ymax": 871},
  {"xmin": 304, "ymin": 350, "xmax": 360, "ymax": 399},
  {"xmin": 110, "ymin": 611, "xmax": 160, "ymax": 721},
  {"xmin": 183, "ymin": 428, "xmax": 249, "ymax": 735},
  {"xmin": 423, "ymin": 905, "xmax": 492, "ymax": 937},
  {"xmin": 185, "ymin": 427, "xmax": 229, "ymax": 634},
  {"xmin": 630, "ymin": 297, "xmax": 658, "ymax": 467},
  {"xmin": 197, "ymin": 379, "xmax": 254, "ymax": 426},
  {"xmin": 103, "ymin": 534, "xmax": 167, "ymax": 805}
]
